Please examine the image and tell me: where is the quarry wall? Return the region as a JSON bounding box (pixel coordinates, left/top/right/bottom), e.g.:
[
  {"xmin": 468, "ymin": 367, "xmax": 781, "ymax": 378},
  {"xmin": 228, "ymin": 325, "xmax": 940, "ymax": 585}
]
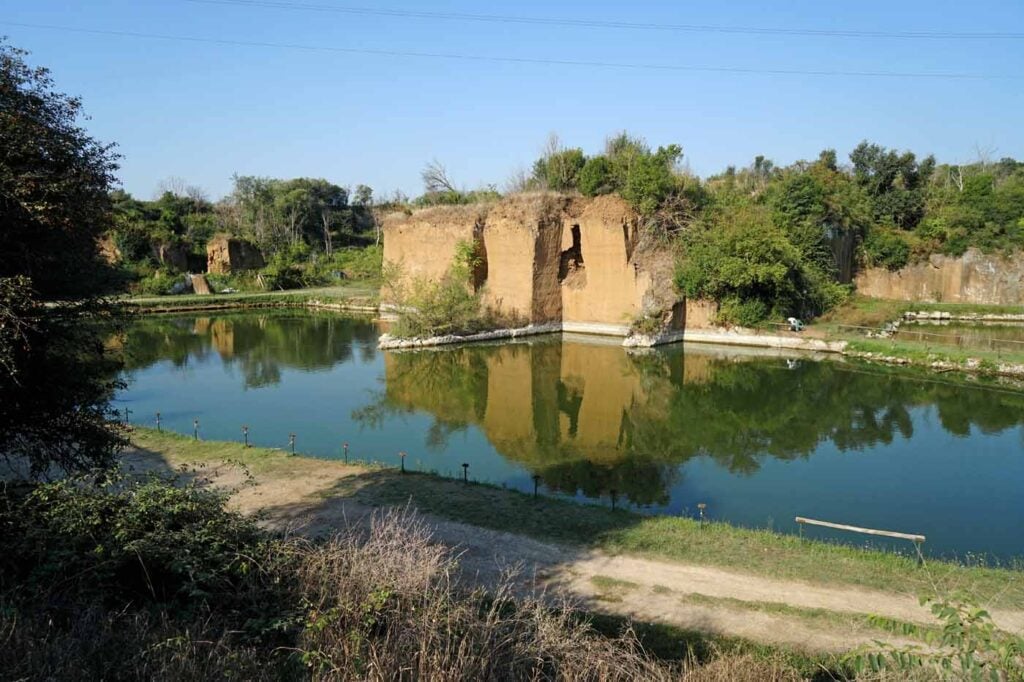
[
  {"xmin": 855, "ymin": 248, "xmax": 1024, "ymax": 305},
  {"xmin": 207, "ymin": 236, "xmax": 265, "ymax": 275},
  {"xmin": 380, "ymin": 205, "xmax": 485, "ymax": 285},
  {"xmin": 381, "ymin": 193, "xmax": 690, "ymax": 334}
]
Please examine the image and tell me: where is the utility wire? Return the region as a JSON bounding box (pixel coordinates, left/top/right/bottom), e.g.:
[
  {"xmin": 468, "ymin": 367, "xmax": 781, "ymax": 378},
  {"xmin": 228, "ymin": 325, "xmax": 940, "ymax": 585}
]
[
  {"xmin": 3, "ymin": 21, "xmax": 1017, "ymax": 81},
  {"xmin": 185, "ymin": 0, "xmax": 1024, "ymax": 41}
]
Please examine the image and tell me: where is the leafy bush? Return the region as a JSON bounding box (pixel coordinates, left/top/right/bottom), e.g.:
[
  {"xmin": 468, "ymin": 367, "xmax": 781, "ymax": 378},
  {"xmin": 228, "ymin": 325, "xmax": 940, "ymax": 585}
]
[
  {"xmin": 676, "ymin": 206, "xmax": 803, "ymax": 324},
  {"xmin": 578, "ymin": 156, "xmax": 615, "ymax": 196},
  {"xmin": 716, "ymin": 297, "xmax": 771, "ymax": 327},
  {"xmin": 0, "ymin": 474, "xmax": 291, "ymax": 624},
  {"xmin": 620, "ymin": 144, "xmax": 684, "ymax": 215},
  {"xmin": 328, "ymin": 245, "xmax": 383, "ymax": 281},
  {"xmin": 387, "ymin": 271, "xmax": 487, "ymax": 338},
  {"xmin": 863, "ymin": 228, "xmax": 912, "ymax": 270},
  {"xmin": 135, "ymin": 269, "xmax": 184, "ymax": 296},
  {"xmin": 848, "ymin": 594, "xmax": 1024, "ymax": 679},
  {"xmin": 533, "ymin": 147, "xmax": 586, "ymax": 191},
  {"xmin": 384, "ymin": 241, "xmax": 497, "ymax": 338}
]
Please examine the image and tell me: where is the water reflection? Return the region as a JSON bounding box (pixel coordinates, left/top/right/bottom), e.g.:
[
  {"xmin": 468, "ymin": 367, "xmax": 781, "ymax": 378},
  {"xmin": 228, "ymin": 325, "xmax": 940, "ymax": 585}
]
[
  {"xmin": 116, "ymin": 313, "xmax": 1024, "ymax": 557},
  {"xmin": 362, "ymin": 337, "xmax": 1024, "ymax": 506},
  {"xmin": 120, "ymin": 312, "xmax": 379, "ymax": 388}
]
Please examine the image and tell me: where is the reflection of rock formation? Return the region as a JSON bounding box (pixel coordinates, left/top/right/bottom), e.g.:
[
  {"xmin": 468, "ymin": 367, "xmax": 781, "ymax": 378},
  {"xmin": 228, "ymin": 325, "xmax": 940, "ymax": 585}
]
[
  {"xmin": 383, "ymin": 339, "xmax": 681, "ymax": 505},
  {"xmin": 375, "ymin": 340, "xmax": 1024, "ymax": 506}
]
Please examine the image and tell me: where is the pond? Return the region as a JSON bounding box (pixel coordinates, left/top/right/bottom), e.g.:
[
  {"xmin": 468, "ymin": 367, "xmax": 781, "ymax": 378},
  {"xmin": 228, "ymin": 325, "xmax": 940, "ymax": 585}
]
[{"xmin": 115, "ymin": 310, "xmax": 1024, "ymax": 560}]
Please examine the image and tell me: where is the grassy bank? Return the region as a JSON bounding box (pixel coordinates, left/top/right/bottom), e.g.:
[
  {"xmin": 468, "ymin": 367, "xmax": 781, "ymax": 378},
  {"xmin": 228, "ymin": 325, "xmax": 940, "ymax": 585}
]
[
  {"xmin": 124, "ymin": 284, "xmax": 379, "ymax": 313},
  {"xmin": 131, "ymin": 428, "xmax": 1024, "ymax": 610}
]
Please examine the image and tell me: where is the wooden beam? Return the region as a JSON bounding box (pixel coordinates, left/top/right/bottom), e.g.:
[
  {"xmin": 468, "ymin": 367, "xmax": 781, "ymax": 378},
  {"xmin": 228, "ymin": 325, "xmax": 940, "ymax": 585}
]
[{"xmin": 795, "ymin": 517, "xmax": 925, "ymax": 543}]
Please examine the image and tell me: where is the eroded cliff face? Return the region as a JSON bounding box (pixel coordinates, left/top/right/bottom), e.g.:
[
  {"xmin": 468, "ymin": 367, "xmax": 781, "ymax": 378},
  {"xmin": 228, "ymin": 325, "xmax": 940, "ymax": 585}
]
[
  {"xmin": 381, "ymin": 205, "xmax": 486, "ymax": 286},
  {"xmin": 382, "ymin": 194, "xmax": 685, "ymax": 332},
  {"xmin": 207, "ymin": 236, "xmax": 265, "ymax": 275},
  {"xmin": 855, "ymin": 249, "xmax": 1024, "ymax": 305}
]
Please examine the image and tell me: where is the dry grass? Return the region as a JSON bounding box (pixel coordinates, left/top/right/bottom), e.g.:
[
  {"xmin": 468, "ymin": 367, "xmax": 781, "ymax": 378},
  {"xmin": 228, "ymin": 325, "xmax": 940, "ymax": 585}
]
[{"xmin": 1, "ymin": 502, "xmax": 822, "ymax": 681}]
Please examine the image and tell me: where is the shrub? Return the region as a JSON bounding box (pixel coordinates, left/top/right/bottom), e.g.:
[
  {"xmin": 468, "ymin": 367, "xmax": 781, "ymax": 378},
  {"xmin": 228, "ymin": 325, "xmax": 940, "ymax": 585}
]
[
  {"xmin": 136, "ymin": 269, "xmax": 183, "ymax": 296},
  {"xmin": 329, "ymin": 245, "xmax": 382, "ymax": 281},
  {"xmin": 676, "ymin": 206, "xmax": 805, "ymax": 324},
  {"xmin": 716, "ymin": 297, "xmax": 770, "ymax": 327},
  {"xmin": 578, "ymin": 156, "xmax": 615, "ymax": 196},
  {"xmin": 387, "ymin": 271, "xmax": 487, "ymax": 338},
  {"xmin": 0, "ymin": 475, "xmax": 274, "ymax": 611},
  {"xmin": 863, "ymin": 228, "xmax": 912, "ymax": 270},
  {"xmin": 848, "ymin": 594, "xmax": 1024, "ymax": 679},
  {"xmin": 384, "ymin": 241, "xmax": 497, "ymax": 338}
]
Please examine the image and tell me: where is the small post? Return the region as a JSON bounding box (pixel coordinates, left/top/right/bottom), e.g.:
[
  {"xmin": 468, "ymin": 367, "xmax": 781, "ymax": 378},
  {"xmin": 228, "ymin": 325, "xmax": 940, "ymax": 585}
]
[
  {"xmin": 914, "ymin": 539, "xmax": 926, "ymax": 568},
  {"xmin": 697, "ymin": 502, "xmax": 707, "ymax": 529},
  {"xmin": 798, "ymin": 518, "xmax": 804, "ymax": 540},
  {"xmin": 155, "ymin": 411, "xmax": 161, "ymax": 432},
  {"xmin": 343, "ymin": 442, "xmax": 349, "ymax": 463},
  {"xmin": 242, "ymin": 425, "xmax": 249, "ymax": 447},
  {"xmin": 461, "ymin": 462, "xmax": 469, "ymax": 484},
  {"xmin": 399, "ymin": 450, "xmax": 406, "ymax": 473},
  {"xmin": 193, "ymin": 418, "xmax": 199, "ymax": 440},
  {"xmin": 610, "ymin": 488, "xmax": 618, "ymax": 511},
  {"xmin": 123, "ymin": 408, "xmax": 132, "ymax": 425},
  {"xmin": 288, "ymin": 433, "xmax": 296, "ymax": 455},
  {"xmin": 532, "ymin": 474, "xmax": 541, "ymax": 499}
]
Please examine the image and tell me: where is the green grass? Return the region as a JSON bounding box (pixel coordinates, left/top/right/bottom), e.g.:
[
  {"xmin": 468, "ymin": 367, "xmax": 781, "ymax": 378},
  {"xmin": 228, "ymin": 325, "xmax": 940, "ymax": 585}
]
[
  {"xmin": 590, "ymin": 575, "xmax": 640, "ymax": 602},
  {"xmin": 124, "ymin": 284, "xmax": 379, "ymax": 312},
  {"xmin": 130, "ymin": 428, "xmax": 1024, "ymax": 611},
  {"xmin": 846, "ymin": 338, "xmax": 1024, "ymax": 369},
  {"xmin": 902, "ymin": 301, "xmax": 1024, "ymax": 316}
]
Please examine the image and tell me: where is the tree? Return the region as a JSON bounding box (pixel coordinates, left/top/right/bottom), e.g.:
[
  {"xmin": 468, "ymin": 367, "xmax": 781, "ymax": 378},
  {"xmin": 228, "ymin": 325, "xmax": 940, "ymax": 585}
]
[
  {"xmin": 577, "ymin": 156, "xmax": 614, "ymax": 196},
  {"xmin": 0, "ymin": 41, "xmax": 125, "ymax": 476},
  {"xmin": 531, "ymin": 134, "xmax": 586, "ymax": 191},
  {"xmin": 850, "ymin": 141, "xmax": 935, "ymax": 229},
  {"xmin": 421, "ymin": 159, "xmax": 458, "ymax": 194}
]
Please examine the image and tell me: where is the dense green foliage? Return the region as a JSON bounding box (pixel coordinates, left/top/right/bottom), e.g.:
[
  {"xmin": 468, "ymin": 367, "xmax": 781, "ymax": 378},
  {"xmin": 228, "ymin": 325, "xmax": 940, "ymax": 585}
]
[
  {"xmin": 531, "ymin": 132, "xmax": 686, "ymax": 215},
  {"xmin": 0, "ymin": 42, "xmax": 125, "ymax": 475},
  {"xmin": 109, "ymin": 177, "xmax": 386, "ymax": 294}
]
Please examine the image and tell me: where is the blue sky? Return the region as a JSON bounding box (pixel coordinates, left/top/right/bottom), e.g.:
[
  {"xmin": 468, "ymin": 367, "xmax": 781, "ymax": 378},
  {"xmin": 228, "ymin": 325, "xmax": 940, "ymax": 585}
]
[{"xmin": 4, "ymin": 1, "xmax": 1023, "ymax": 200}]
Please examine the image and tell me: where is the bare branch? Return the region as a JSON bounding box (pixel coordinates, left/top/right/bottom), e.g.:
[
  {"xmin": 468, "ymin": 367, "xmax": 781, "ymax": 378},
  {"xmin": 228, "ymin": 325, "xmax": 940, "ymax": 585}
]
[{"xmin": 421, "ymin": 160, "xmax": 457, "ymax": 194}]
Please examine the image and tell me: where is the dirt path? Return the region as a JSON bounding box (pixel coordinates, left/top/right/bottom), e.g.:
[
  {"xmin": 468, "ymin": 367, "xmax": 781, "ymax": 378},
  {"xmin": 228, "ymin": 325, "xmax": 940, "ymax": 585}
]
[{"xmin": 123, "ymin": 449, "xmax": 1024, "ymax": 653}]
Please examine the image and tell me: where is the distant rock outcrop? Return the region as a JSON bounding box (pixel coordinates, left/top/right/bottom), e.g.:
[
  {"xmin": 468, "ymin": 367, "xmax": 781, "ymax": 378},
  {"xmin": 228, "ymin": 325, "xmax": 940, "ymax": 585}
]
[{"xmin": 206, "ymin": 235, "xmax": 265, "ymax": 275}]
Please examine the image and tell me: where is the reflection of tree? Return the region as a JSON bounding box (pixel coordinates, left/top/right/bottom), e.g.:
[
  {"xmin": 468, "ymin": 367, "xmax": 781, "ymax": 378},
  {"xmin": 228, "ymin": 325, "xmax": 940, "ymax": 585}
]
[
  {"xmin": 357, "ymin": 339, "xmax": 1024, "ymax": 507},
  {"xmin": 121, "ymin": 312, "xmax": 378, "ymax": 388}
]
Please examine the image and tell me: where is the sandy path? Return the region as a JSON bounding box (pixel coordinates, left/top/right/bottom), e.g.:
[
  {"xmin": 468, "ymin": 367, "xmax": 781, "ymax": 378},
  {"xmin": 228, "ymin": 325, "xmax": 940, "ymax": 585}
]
[{"xmin": 124, "ymin": 449, "xmax": 1024, "ymax": 653}]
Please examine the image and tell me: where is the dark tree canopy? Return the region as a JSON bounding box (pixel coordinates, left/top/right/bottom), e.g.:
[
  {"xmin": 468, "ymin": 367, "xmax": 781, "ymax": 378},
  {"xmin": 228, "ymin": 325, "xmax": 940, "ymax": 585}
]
[
  {"xmin": 0, "ymin": 43, "xmax": 119, "ymax": 298},
  {"xmin": 0, "ymin": 41, "xmax": 125, "ymax": 476}
]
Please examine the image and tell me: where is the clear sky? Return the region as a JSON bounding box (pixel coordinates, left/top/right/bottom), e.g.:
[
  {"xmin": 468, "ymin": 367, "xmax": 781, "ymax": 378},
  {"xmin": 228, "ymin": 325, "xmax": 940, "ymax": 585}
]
[{"xmin": 4, "ymin": 1, "xmax": 1023, "ymax": 200}]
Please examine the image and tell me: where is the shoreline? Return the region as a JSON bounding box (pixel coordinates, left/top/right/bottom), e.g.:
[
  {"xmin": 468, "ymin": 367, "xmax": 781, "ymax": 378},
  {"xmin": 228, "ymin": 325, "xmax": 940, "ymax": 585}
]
[
  {"xmin": 128, "ymin": 428, "xmax": 1024, "ymax": 607},
  {"xmin": 127, "ymin": 292, "xmax": 1024, "ymax": 380}
]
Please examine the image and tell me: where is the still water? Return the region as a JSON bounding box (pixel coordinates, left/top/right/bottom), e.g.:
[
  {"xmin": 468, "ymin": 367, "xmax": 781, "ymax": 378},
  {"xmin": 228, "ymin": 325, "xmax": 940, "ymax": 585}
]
[{"xmin": 116, "ymin": 311, "xmax": 1024, "ymax": 560}]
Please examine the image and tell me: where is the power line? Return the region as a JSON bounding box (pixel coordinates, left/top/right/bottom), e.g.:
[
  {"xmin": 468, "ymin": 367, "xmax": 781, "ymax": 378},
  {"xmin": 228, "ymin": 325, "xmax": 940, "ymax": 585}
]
[
  {"xmin": 185, "ymin": 0, "xmax": 1024, "ymax": 41},
  {"xmin": 3, "ymin": 21, "xmax": 1017, "ymax": 81}
]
